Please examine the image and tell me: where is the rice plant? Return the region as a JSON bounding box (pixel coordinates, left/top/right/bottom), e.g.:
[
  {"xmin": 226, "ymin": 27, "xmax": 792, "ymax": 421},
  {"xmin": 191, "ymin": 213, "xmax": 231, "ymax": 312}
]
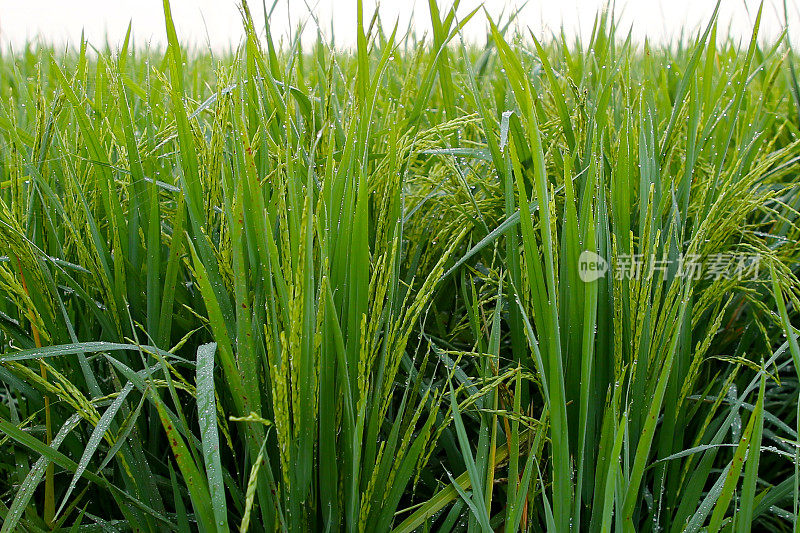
[{"xmin": 0, "ymin": 0, "xmax": 799, "ymax": 531}]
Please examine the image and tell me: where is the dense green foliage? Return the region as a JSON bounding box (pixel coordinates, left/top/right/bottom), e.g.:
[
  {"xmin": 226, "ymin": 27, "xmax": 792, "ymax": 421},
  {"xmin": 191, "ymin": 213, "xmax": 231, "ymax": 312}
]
[{"xmin": 1, "ymin": 1, "xmax": 799, "ymax": 531}]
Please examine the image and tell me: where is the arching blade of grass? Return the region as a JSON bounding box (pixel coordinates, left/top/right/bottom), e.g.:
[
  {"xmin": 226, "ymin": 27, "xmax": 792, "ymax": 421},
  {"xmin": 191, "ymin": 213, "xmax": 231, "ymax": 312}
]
[
  {"xmin": 54, "ymin": 382, "xmax": 134, "ymax": 520},
  {"xmin": 0, "ymin": 414, "xmax": 81, "ymax": 533},
  {"xmin": 196, "ymin": 342, "xmax": 229, "ymax": 533},
  {"xmin": 0, "ymin": 416, "xmax": 175, "ymax": 529}
]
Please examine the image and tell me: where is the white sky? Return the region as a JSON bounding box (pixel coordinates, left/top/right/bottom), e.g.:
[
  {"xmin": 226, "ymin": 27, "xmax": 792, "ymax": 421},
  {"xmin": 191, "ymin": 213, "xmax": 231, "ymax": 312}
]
[{"xmin": 0, "ymin": 0, "xmax": 797, "ymax": 52}]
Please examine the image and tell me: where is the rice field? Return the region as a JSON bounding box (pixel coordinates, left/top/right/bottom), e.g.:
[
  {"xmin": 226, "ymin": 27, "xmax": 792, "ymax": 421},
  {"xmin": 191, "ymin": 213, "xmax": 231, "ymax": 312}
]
[{"xmin": 0, "ymin": 0, "xmax": 799, "ymax": 531}]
